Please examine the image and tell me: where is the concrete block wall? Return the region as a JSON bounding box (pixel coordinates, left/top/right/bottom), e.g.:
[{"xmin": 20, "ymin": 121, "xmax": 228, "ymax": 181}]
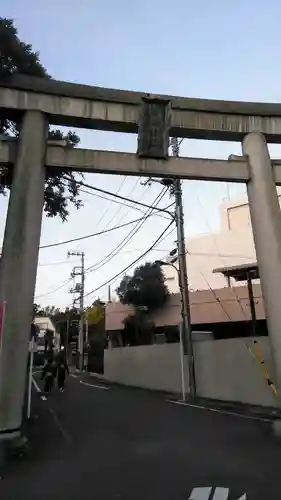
[
  {"xmin": 194, "ymin": 337, "xmax": 276, "ymax": 407},
  {"xmin": 103, "ymin": 337, "xmax": 277, "ymax": 407},
  {"xmin": 104, "ymin": 343, "xmax": 189, "ymax": 394}
]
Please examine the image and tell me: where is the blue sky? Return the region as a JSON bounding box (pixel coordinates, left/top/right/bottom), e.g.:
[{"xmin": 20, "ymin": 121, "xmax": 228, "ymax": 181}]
[{"xmin": 1, "ymin": 0, "xmax": 281, "ymax": 308}]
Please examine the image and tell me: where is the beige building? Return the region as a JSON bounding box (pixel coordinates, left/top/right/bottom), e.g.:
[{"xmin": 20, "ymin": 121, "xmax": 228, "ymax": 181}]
[
  {"xmin": 164, "ymin": 196, "xmax": 262, "ymax": 293},
  {"xmin": 106, "ymin": 195, "xmax": 275, "ymax": 334}
]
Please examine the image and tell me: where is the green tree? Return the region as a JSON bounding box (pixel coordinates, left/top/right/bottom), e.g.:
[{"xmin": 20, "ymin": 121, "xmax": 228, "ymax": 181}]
[
  {"xmin": 0, "ymin": 18, "xmax": 83, "ymax": 221},
  {"xmin": 117, "ymin": 262, "xmax": 168, "ymax": 346},
  {"xmin": 117, "ymin": 261, "xmax": 169, "ymax": 311},
  {"xmin": 33, "ymin": 304, "xmax": 60, "ymax": 317},
  {"xmin": 86, "ymin": 299, "xmax": 105, "ymax": 326},
  {"xmin": 122, "ymin": 310, "xmax": 154, "ymax": 347}
]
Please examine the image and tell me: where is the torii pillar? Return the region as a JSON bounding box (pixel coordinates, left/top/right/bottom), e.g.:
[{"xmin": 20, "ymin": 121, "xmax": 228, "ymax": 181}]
[
  {"xmin": 0, "ymin": 111, "xmax": 47, "ymax": 444},
  {"xmin": 243, "ymin": 132, "xmax": 281, "ymax": 433}
]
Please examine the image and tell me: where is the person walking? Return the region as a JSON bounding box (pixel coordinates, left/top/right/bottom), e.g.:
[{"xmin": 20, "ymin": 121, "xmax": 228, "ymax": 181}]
[
  {"xmin": 56, "ymin": 346, "xmax": 69, "ymax": 392},
  {"xmin": 41, "ymin": 358, "xmax": 57, "ymax": 395}
]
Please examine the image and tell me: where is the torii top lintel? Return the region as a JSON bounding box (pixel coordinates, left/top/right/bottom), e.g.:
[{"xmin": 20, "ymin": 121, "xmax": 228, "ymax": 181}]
[{"xmin": 1, "ymin": 75, "xmax": 281, "ymax": 142}]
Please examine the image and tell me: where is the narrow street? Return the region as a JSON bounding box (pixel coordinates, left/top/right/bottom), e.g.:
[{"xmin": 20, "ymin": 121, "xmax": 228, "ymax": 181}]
[{"xmin": 1, "ymin": 373, "xmax": 281, "ymax": 500}]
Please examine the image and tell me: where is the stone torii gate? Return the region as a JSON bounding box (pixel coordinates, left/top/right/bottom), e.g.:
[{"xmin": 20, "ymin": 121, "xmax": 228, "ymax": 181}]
[{"xmin": 1, "ymin": 75, "xmax": 281, "ymax": 439}]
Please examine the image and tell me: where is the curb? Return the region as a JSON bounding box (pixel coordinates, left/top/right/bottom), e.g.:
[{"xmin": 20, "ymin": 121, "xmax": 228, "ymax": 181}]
[{"xmin": 87, "ymin": 372, "xmax": 280, "ymax": 420}]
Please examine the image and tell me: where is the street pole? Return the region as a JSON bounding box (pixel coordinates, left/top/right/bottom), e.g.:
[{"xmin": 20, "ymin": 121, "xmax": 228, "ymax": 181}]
[
  {"xmin": 139, "ymin": 132, "xmax": 196, "ymax": 400},
  {"xmin": 68, "ymin": 251, "xmax": 85, "ymax": 371},
  {"xmin": 178, "ymin": 321, "xmax": 187, "ymax": 402},
  {"xmin": 66, "ymin": 312, "xmax": 70, "ymax": 360},
  {"xmin": 27, "ymin": 337, "xmax": 34, "ymax": 420},
  {"xmin": 171, "ymin": 137, "xmax": 196, "ymax": 400},
  {"xmin": 79, "ymin": 252, "xmax": 85, "ymax": 371}
]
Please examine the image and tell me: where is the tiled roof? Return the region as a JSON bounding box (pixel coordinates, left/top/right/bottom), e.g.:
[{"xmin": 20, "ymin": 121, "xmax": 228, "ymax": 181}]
[{"xmin": 105, "ymin": 284, "xmax": 263, "ymax": 331}]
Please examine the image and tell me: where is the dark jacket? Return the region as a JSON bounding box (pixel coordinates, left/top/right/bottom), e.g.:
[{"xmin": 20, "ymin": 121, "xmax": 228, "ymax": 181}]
[
  {"xmin": 41, "ymin": 360, "xmax": 57, "ymax": 380},
  {"xmin": 55, "ymin": 352, "xmax": 69, "ymax": 375}
]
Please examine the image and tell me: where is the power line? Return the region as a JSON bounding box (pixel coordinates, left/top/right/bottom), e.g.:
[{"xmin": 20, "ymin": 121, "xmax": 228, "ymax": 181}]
[
  {"xmin": 35, "ymin": 201, "xmax": 172, "ymax": 300},
  {"xmin": 63, "ymin": 175, "xmax": 173, "ymax": 217},
  {"xmin": 34, "ymin": 278, "xmax": 71, "ymax": 300},
  {"xmin": 63, "ymin": 225, "xmax": 176, "ymax": 310},
  {"xmin": 62, "ymin": 177, "xmax": 171, "ymax": 222},
  {"xmin": 38, "ymin": 260, "xmax": 74, "ymax": 267},
  {"xmin": 169, "ymin": 184, "xmax": 246, "ymax": 321},
  {"xmin": 84, "ymin": 219, "xmax": 174, "ymax": 299},
  {"xmin": 99, "ymin": 177, "xmax": 141, "ymax": 231},
  {"xmin": 77, "ymin": 185, "xmax": 147, "ymax": 215},
  {"xmin": 36, "ymin": 186, "xmax": 174, "ymax": 299},
  {"xmin": 94, "ymin": 176, "xmax": 128, "ymax": 230},
  {"xmin": 185, "ymin": 250, "xmax": 232, "ymax": 321},
  {"xmin": 39, "ymin": 215, "xmax": 158, "ymax": 250},
  {"xmin": 35, "ymin": 239, "xmax": 175, "ymax": 299},
  {"xmin": 193, "ymin": 188, "xmax": 247, "ymax": 320},
  {"xmin": 70, "ymin": 177, "xmax": 130, "ymax": 255},
  {"xmin": 75, "ymin": 182, "xmax": 171, "ymax": 220},
  {"xmin": 36, "ymin": 202, "xmax": 174, "ymax": 299},
  {"xmin": 185, "ymin": 251, "xmax": 255, "ymax": 260},
  {"xmin": 85, "ymin": 187, "xmax": 168, "ymax": 274}
]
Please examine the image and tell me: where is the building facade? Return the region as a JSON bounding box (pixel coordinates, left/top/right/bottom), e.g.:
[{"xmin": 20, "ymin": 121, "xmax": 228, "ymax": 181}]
[
  {"xmin": 106, "ymin": 194, "xmax": 280, "ymax": 337},
  {"xmin": 164, "ymin": 196, "xmax": 258, "ymax": 293}
]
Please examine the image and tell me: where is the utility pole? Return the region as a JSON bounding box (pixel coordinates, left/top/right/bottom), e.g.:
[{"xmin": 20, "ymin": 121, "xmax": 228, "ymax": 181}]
[
  {"xmin": 137, "ymin": 98, "xmax": 195, "ymax": 399},
  {"xmin": 68, "ymin": 251, "xmax": 85, "ymax": 371},
  {"xmin": 170, "ymin": 138, "xmax": 196, "ymax": 399},
  {"xmin": 141, "ymin": 137, "xmax": 196, "ymax": 399}
]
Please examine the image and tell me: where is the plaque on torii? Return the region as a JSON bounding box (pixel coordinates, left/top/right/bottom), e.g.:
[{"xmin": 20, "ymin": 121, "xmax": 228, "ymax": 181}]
[{"xmin": 137, "ymin": 95, "xmax": 171, "ymax": 160}]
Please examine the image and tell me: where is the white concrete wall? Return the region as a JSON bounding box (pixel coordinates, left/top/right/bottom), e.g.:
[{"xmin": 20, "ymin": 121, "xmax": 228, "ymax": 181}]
[
  {"xmin": 104, "ymin": 343, "xmax": 189, "ymax": 394},
  {"xmin": 103, "ymin": 337, "xmax": 277, "ymax": 407},
  {"xmin": 194, "ymin": 337, "xmax": 276, "ymax": 407}
]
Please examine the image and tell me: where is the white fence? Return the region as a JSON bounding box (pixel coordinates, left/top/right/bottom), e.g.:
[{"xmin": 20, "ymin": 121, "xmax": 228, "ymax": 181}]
[
  {"xmin": 102, "ymin": 337, "xmax": 277, "ymax": 407},
  {"xmin": 194, "ymin": 337, "xmax": 276, "ymax": 407}
]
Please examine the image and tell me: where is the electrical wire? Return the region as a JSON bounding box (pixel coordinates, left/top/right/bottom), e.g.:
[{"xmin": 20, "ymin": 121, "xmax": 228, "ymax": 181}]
[
  {"xmin": 94, "ymin": 176, "xmax": 128, "ymax": 230},
  {"xmin": 109, "ymin": 179, "xmax": 151, "ymax": 228},
  {"xmin": 81, "ymin": 177, "xmax": 144, "ymax": 259},
  {"xmin": 38, "ymin": 260, "xmax": 73, "ymax": 267},
  {"xmin": 77, "ymin": 185, "xmax": 148, "ymax": 215},
  {"xmin": 36, "ymin": 200, "xmax": 173, "ymax": 299},
  {"xmin": 185, "ymin": 251, "xmax": 255, "ymax": 260},
  {"xmin": 100, "ymin": 177, "xmax": 141, "ymax": 231},
  {"xmin": 85, "ymin": 187, "xmax": 169, "ymax": 274},
  {"xmin": 39, "ymin": 215, "xmax": 159, "ymax": 250},
  {"xmin": 71, "ymin": 177, "xmax": 130, "ymax": 254},
  {"xmin": 73, "ymin": 182, "xmax": 171, "ymax": 220},
  {"xmin": 61, "ymin": 176, "xmax": 171, "ymax": 224},
  {"xmin": 185, "ymin": 250, "xmax": 232, "ymax": 321},
  {"xmin": 84, "ymin": 219, "xmax": 174, "ymax": 299},
  {"xmin": 34, "ymin": 278, "xmax": 71, "ymax": 300},
  {"xmin": 62, "ymin": 175, "xmax": 173, "ymax": 217},
  {"xmin": 36, "ymin": 201, "xmax": 174, "ymax": 300},
  {"xmin": 192, "ymin": 187, "xmax": 248, "ymax": 320}
]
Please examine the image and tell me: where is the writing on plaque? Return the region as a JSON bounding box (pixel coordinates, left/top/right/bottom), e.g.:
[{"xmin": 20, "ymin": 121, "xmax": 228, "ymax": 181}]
[{"xmin": 137, "ymin": 97, "xmax": 171, "ymax": 159}]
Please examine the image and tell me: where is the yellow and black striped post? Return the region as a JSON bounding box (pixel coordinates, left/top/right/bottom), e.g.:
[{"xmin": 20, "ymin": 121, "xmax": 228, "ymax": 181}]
[{"xmin": 246, "ymin": 340, "xmax": 278, "ymax": 399}]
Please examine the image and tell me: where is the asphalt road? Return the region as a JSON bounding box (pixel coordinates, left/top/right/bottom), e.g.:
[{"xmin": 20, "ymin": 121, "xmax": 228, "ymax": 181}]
[{"xmin": 1, "ymin": 373, "xmax": 281, "ymax": 500}]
